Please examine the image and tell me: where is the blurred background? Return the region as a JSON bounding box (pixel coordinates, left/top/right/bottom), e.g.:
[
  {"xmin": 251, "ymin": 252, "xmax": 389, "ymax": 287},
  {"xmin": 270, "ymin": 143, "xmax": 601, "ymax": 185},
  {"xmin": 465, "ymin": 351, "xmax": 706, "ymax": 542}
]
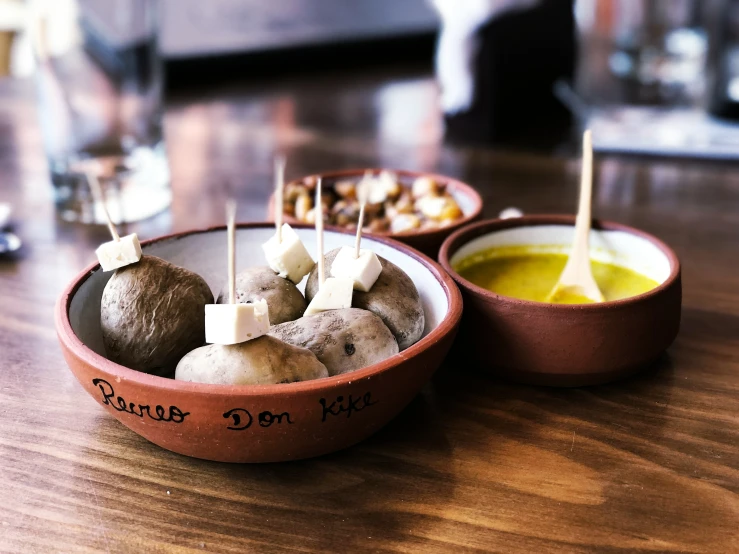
[{"xmin": 1, "ymin": 0, "xmax": 738, "ymax": 233}]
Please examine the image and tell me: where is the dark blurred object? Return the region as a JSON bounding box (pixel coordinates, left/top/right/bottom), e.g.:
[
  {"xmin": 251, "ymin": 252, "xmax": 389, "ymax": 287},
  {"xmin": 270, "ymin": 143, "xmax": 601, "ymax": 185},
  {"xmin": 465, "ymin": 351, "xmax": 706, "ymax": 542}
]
[
  {"xmin": 161, "ymin": 0, "xmax": 437, "ymax": 86},
  {"xmin": 444, "ymin": 0, "xmax": 576, "ymax": 147},
  {"xmin": 166, "ymin": 34, "xmax": 436, "ymax": 88},
  {"xmin": 706, "ymin": 0, "xmax": 739, "ymax": 119},
  {"xmin": 159, "ymin": 0, "xmax": 437, "ymax": 58}
]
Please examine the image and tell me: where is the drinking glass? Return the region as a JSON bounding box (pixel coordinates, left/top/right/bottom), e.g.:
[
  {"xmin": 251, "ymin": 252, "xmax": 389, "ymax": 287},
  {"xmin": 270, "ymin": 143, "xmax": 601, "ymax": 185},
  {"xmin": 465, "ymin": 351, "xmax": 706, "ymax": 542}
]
[
  {"xmin": 576, "ymin": 0, "xmax": 709, "ymax": 105},
  {"xmin": 34, "ymin": 0, "xmax": 170, "ymax": 224}
]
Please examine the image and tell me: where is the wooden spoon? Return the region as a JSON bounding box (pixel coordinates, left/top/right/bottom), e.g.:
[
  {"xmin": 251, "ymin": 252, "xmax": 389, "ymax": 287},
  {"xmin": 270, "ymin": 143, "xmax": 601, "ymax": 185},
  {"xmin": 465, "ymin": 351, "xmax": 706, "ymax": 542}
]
[{"xmin": 546, "ymin": 130, "xmax": 605, "ymax": 304}]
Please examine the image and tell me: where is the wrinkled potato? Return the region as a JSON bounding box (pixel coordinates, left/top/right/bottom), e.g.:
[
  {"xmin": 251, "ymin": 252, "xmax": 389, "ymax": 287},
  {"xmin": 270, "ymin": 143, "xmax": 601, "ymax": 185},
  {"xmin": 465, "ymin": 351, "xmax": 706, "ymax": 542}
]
[
  {"xmin": 100, "ymin": 256, "xmax": 214, "ymax": 375},
  {"xmin": 269, "ymin": 308, "xmax": 398, "ymax": 376},
  {"xmin": 216, "ymin": 266, "xmax": 306, "ymax": 325},
  {"xmin": 174, "ymin": 335, "xmax": 328, "ymax": 385},
  {"xmin": 305, "ymin": 249, "xmax": 425, "ymax": 350}
]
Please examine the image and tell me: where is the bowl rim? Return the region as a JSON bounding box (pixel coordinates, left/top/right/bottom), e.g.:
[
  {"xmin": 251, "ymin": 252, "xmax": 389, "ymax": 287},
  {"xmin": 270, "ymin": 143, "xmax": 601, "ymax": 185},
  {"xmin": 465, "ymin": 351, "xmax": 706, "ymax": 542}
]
[
  {"xmin": 55, "ymin": 222, "xmax": 463, "ymax": 396},
  {"xmin": 270, "ymin": 168, "xmax": 483, "ymax": 239},
  {"xmin": 438, "ymin": 214, "xmax": 681, "ymax": 311}
]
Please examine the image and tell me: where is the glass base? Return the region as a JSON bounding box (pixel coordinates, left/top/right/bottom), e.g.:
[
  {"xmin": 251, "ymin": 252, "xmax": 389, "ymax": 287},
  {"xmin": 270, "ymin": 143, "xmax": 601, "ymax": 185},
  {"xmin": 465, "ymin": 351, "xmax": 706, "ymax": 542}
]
[{"xmin": 52, "ymin": 142, "xmax": 171, "ymax": 225}]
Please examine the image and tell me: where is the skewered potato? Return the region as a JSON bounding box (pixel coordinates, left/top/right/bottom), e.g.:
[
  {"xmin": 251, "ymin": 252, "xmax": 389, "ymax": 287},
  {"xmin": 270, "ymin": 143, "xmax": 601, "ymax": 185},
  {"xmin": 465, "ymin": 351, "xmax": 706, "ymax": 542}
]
[
  {"xmin": 100, "ymin": 256, "xmax": 214, "ymax": 376},
  {"xmin": 269, "ymin": 308, "xmax": 398, "ymax": 376},
  {"xmin": 305, "ymin": 248, "xmax": 425, "ymax": 350},
  {"xmin": 175, "ymin": 335, "xmax": 328, "ymax": 385},
  {"xmin": 216, "ymin": 266, "xmax": 306, "ymax": 325}
]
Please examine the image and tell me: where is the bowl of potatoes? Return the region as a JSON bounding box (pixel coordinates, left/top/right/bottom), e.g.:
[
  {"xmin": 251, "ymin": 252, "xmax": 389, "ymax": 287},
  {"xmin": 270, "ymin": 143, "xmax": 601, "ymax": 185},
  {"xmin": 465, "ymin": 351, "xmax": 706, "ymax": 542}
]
[
  {"xmin": 56, "ymin": 223, "xmax": 462, "ymax": 463},
  {"xmin": 268, "ymin": 169, "xmax": 483, "ymax": 257}
]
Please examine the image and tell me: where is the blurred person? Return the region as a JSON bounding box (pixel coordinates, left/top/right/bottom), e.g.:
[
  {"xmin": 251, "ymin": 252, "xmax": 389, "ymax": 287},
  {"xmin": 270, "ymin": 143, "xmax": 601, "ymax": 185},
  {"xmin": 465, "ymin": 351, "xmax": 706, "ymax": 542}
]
[{"xmin": 430, "ymin": 0, "xmax": 577, "ymax": 146}]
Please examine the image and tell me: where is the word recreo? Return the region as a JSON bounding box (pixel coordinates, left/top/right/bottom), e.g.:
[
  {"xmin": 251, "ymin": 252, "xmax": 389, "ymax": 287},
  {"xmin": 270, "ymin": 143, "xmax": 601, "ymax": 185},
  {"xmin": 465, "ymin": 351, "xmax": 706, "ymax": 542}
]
[{"xmin": 92, "ymin": 378, "xmax": 189, "ymax": 423}]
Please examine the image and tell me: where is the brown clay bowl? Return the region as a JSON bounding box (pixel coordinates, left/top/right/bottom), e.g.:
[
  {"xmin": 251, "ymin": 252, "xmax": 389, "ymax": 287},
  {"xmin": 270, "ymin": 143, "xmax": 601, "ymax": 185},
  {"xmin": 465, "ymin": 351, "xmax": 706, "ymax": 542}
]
[
  {"xmin": 439, "ymin": 215, "xmax": 682, "ymax": 387},
  {"xmin": 56, "ymin": 223, "xmax": 462, "ymax": 462},
  {"xmin": 267, "ymin": 169, "xmax": 483, "ymax": 257}
]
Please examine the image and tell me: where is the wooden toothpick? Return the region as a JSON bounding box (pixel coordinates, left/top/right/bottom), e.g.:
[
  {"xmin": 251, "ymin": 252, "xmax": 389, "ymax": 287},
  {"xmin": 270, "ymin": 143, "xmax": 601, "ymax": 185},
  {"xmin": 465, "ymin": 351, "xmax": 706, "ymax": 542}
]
[
  {"xmin": 226, "ymin": 200, "xmax": 237, "ymax": 305},
  {"xmin": 355, "ymin": 171, "xmax": 372, "ymax": 258},
  {"xmin": 274, "ymin": 154, "xmax": 286, "ymax": 242},
  {"xmin": 315, "ymin": 177, "xmax": 325, "ymax": 286},
  {"xmin": 87, "ymin": 173, "xmax": 120, "ymax": 242}
]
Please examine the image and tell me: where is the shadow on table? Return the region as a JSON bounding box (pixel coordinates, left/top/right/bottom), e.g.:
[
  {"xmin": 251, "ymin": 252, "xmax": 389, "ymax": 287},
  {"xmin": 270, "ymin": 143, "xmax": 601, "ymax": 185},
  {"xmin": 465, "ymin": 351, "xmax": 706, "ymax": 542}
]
[{"xmin": 212, "ymin": 391, "xmax": 457, "ymax": 550}]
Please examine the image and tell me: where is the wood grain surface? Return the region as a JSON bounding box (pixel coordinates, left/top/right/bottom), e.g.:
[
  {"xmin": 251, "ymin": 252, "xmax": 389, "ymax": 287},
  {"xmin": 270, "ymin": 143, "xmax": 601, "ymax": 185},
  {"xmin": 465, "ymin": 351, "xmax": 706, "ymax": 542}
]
[{"xmin": 1, "ymin": 66, "xmax": 738, "ymax": 553}]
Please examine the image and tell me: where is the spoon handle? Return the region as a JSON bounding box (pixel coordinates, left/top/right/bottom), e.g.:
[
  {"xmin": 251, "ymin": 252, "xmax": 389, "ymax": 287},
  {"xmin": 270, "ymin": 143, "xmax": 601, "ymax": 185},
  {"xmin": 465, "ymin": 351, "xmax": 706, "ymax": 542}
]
[
  {"xmin": 572, "ymin": 129, "xmax": 593, "ymax": 260},
  {"xmin": 570, "ymin": 129, "xmax": 593, "ymax": 276}
]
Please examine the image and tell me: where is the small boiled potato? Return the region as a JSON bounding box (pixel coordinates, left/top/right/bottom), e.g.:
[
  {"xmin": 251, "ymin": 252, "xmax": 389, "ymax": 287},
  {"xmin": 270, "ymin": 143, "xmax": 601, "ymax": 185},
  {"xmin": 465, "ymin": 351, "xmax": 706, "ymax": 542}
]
[
  {"xmin": 269, "ymin": 308, "xmax": 398, "ymax": 376},
  {"xmin": 101, "ymin": 255, "xmax": 214, "ymax": 376},
  {"xmin": 175, "ymin": 335, "xmax": 328, "ymax": 385},
  {"xmin": 216, "ymin": 266, "xmax": 306, "ymax": 325},
  {"xmin": 305, "ymin": 248, "xmax": 425, "ymax": 350}
]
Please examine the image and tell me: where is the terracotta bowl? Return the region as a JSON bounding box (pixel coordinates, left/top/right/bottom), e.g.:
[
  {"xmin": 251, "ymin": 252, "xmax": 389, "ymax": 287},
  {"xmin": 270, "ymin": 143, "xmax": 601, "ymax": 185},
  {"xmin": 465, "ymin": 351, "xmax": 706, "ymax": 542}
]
[
  {"xmin": 439, "ymin": 215, "xmax": 681, "ymax": 387},
  {"xmin": 267, "ymin": 169, "xmax": 483, "ymax": 257},
  {"xmin": 56, "ymin": 223, "xmax": 462, "ymax": 462}
]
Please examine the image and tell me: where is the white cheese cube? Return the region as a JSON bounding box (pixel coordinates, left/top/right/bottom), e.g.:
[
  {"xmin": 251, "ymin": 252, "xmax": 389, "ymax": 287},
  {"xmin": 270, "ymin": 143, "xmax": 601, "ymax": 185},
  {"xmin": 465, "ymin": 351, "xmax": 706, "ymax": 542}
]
[
  {"xmin": 96, "ymin": 233, "xmax": 142, "ymax": 272},
  {"xmin": 330, "ymin": 245, "xmax": 383, "ymax": 292},
  {"xmin": 262, "ymin": 223, "xmax": 315, "ymax": 283},
  {"xmin": 304, "ymin": 277, "xmax": 354, "ymax": 316},
  {"xmin": 205, "ymin": 299, "xmax": 270, "ymax": 345}
]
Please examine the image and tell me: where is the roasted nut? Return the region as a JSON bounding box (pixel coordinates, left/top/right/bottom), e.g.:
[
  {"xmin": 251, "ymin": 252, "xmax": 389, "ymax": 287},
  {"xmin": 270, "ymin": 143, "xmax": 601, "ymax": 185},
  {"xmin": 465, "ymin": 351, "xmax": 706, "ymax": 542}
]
[
  {"xmin": 385, "ymin": 180, "xmax": 402, "ymax": 200},
  {"xmin": 416, "ymin": 196, "xmax": 463, "ymax": 221},
  {"xmin": 395, "ymin": 191, "xmax": 414, "ymax": 214},
  {"xmin": 415, "ymin": 196, "xmax": 445, "ymax": 219},
  {"xmin": 334, "ymin": 201, "xmax": 359, "ymax": 223},
  {"xmin": 364, "ymin": 201, "xmax": 383, "ymax": 218},
  {"xmin": 295, "ymin": 193, "xmax": 312, "ymax": 221},
  {"xmin": 334, "ymin": 180, "xmax": 356, "ymax": 199},
  {"xmin": 331, "ymin": 199, "xmax": 348, "ymax": 215},
  {"xmin": 440, "ymin": 197, "xmax": 463, "ymax": 220},
  {"xmin": 320, "ymin": 191, "xmax": 335, "ymax": 212},
  {"xmin": 411, "ymin": 176, "xmax": 439, "ymax": 198},
  {"xmin": 368, "ymin": 218, "xmax": 390, "ymax": 233},
  {"xmin": 303, "ymin": 176, "xmax": 318, "ymax": 190},
  {"xmin": 284, "ymin": 183, "xmax": 303, "ymax": 203},
  {"xmin": 390, "ymin": 214, "xmax": 421, "ymax": 233},
  {"xmin": 368, "ymin": 182, "xmax": 388, "ymax": 204},
  {"xmin": 377, "ymin": 171, "xmax": 401, "ymax": 199}
]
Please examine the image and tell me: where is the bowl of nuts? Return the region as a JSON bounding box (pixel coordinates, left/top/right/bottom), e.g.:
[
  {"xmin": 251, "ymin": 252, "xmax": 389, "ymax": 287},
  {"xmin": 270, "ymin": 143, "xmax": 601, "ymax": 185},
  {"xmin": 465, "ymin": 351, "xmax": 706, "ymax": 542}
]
[{"xmin": 268, "ymin": 169, "xmax": 483, "ymax": 257}]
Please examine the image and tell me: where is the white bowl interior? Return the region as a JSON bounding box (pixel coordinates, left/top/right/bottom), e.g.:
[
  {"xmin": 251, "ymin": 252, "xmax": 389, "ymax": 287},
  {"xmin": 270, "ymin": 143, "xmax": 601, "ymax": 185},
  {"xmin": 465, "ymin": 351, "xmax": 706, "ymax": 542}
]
[
  {"xmin": 69, "ymin": 227, "xmax": 449, "ymax": 357},
  {"xmin": 449, "ymin": 186, "xmax": 476, "ymax": 217},
  {"xmin": 450, "ymin": 225, "xmax": 672, "ymax": 284}
]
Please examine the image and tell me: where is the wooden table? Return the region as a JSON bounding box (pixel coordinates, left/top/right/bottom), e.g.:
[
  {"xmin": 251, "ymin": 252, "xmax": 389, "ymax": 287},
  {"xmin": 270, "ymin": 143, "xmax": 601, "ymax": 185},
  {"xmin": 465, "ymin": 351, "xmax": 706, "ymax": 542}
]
[{"xmin": 1, "ymin": 67, "xmax": 738, "ymax": 553}]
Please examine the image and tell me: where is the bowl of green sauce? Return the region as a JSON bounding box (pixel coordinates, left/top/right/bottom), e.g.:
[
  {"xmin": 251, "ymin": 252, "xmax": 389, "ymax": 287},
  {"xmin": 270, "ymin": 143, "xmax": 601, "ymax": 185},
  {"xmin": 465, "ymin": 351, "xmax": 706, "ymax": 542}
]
[{"xmin": 439, "ymin": 215, "xmax": 681, "ymax": 386}]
